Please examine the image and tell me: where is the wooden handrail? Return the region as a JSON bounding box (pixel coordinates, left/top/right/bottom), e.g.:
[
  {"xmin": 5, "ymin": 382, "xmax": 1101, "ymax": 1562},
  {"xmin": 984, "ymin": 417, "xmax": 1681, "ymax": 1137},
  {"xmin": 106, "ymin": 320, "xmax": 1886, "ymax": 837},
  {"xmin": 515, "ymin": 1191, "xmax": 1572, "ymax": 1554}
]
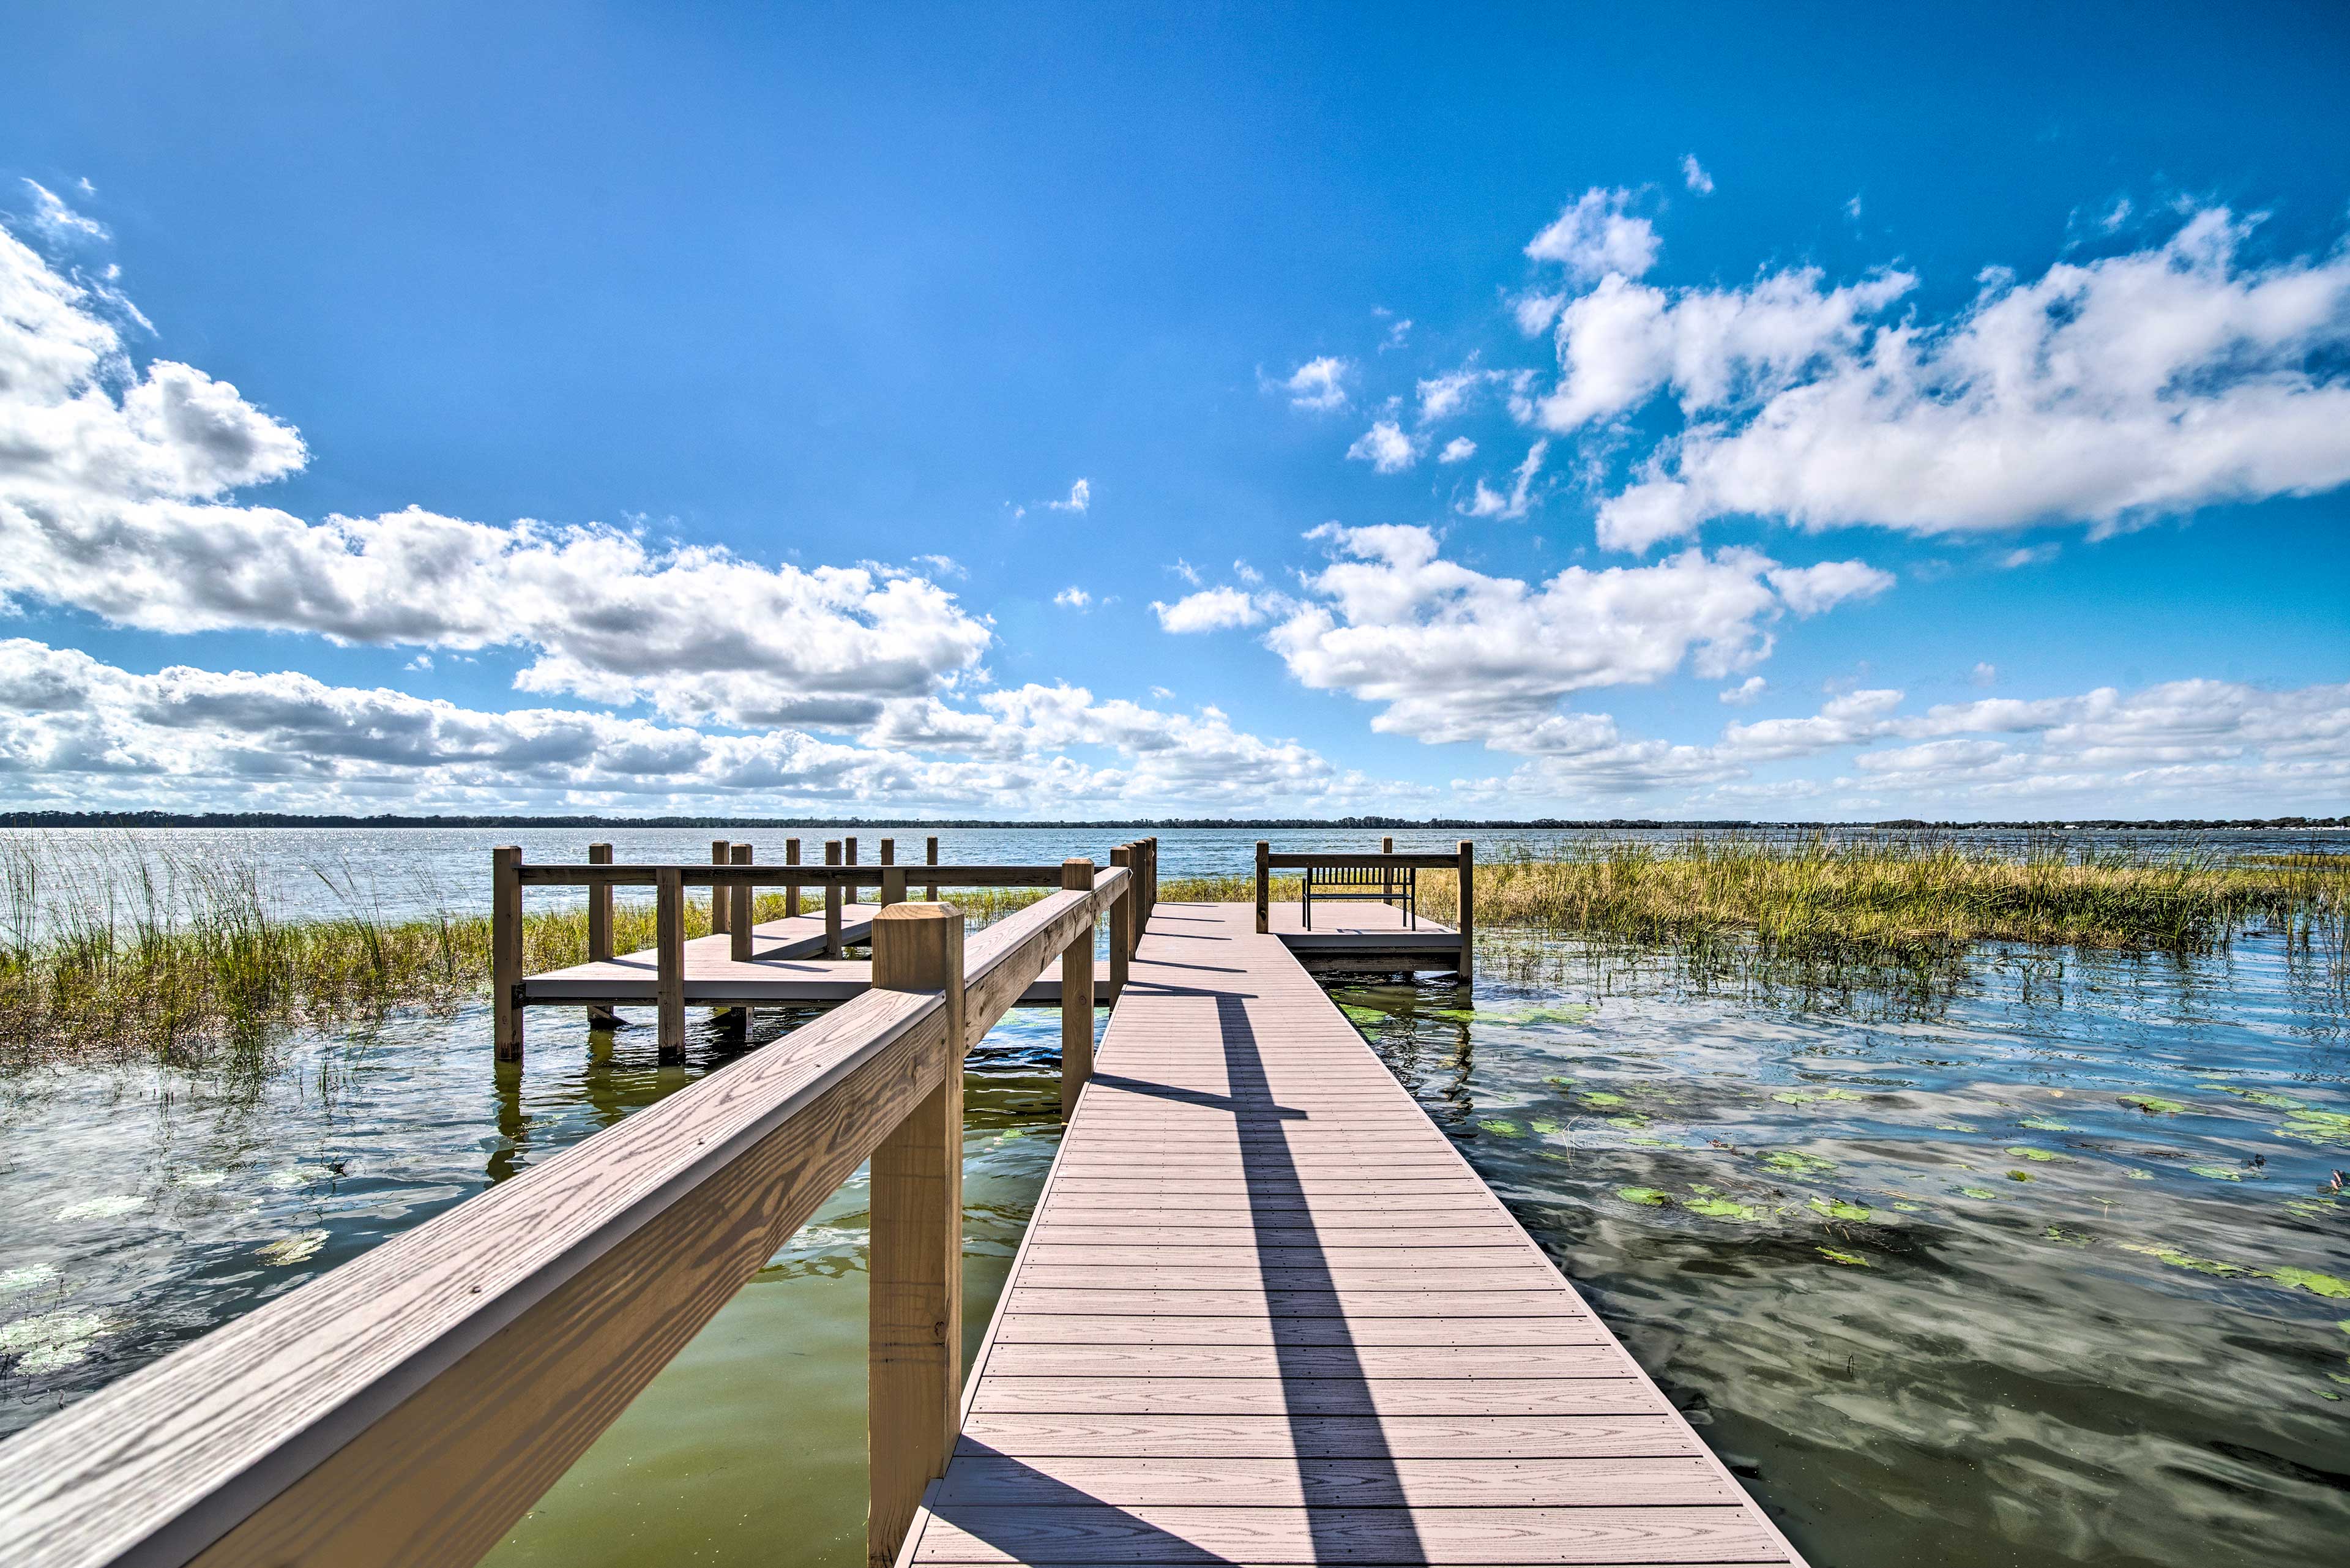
[
  {"xmin": 512, "ymin": 862, "xmax": 1102, "ymax": 887},
  {"xmin": 0, "ymin": 878, "xmax": 1130, "ymax": 1568},
  {"xmin": 1259, "ymin": 850, "xmax": 1461, "ymax": 869}
]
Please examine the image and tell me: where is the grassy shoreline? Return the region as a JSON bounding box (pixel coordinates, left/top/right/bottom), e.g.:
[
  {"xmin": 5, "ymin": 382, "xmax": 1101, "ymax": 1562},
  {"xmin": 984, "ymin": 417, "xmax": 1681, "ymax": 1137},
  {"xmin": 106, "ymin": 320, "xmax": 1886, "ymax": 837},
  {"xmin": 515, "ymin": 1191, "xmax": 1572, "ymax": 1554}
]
[{"xmin": 2, "ymin": 837, "xmax": 2341, "ymax": 1066}]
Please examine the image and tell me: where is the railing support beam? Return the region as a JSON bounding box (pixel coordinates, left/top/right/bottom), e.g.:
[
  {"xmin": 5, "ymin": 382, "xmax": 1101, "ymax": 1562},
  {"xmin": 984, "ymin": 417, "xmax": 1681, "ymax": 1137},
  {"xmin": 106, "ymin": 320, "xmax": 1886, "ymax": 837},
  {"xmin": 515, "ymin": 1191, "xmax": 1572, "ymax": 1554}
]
[
  {"xmin": 824, "ymin": 840, "xmax": 844, "ymax": 957},
  {"xmin": 1059, "ymin": 859, "xmax": 1095, "ymax": 1118},
  {"xmin": 1108, "ymin": 845, "xmax": 1132, "ymax": 1001},
  {"xmin": 1254, "ymin": 840, "xmax": 1269, "ymax": 935},
  {"xmin": 1456, "ymin": 838, "xmax": 1476, "ymax": 984},
  {"xmin": 868, "ymin": 903, "xmax": 966, "ymax": 1568}
]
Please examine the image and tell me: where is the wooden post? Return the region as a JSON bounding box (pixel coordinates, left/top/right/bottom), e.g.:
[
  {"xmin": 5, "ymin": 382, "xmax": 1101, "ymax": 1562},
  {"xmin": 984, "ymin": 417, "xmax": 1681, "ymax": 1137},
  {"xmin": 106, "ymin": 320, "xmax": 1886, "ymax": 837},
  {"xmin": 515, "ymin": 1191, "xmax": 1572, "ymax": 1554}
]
[
  {"xmin": 655, "ymin": 866, "xmax": 686, "ymax": 1062},
  {"xmin": 1108, "ymin": 845, "xmax": 1132, "ymax": 1001},
  {"xmin": 1382, "ymin": 835, "xmax": 1395, "ymax": 909},
  {"xmin": 709, "ymin": 840, "xmax": 731, "ymax": 935},
  {"xmin": 925, "ymin": 835, "xmax": 938, "ymax": 902},
  {"xmin": 845, "ymin": 836, "xmax": 859, "ymax": 913},
  {"xmin": 785, "ymin": 837, "xmax": 802, "ymax": 919},
  {"xmin": 493, "ymin": 846, "xmax": 524, "ymax": 1061},
  {"xmin": 586, "ymin": 842, "xmax": 617, "ymax": 1031},
  {"xmin": 882, "ymin": 864, "xmax": 906, "ymax": 906},
  {"xmin": 868, "ymin": 903, "xmax": 966, "ymax": 1568},
  {"xmin": 880, "ymin": 837, "xmax": 895, "ymax": 867},
  {"xmin": 1059, "ymin": 859, "xmax": 1095, "ymax": 1118},
  {"xmin": 1255, "ymin": 840, "xmax": 1270, "ymax": 935},
  {"xmin": 1456, "ymin": 838, "xmax": 1476, "ymax": 984},
  {"xmin": 824, "ymin": 840, "xmax": 843, "ymax": 957},
  {"xmin": 729, "ymin": 843, "xmax": 755, "ymax": 963}
]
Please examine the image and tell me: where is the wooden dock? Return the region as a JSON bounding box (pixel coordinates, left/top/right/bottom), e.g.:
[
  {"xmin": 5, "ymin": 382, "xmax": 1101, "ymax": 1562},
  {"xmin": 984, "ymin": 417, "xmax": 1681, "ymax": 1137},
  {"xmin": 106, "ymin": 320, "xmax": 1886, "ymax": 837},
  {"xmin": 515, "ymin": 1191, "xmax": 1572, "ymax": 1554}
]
[
  {"xmin": 904, "ymin": 900, "xmax": 1804, "ymax": 1568},
  {"xmin": 0, "ymin": 840, "xmax": 1804, "ymax": 1568}
]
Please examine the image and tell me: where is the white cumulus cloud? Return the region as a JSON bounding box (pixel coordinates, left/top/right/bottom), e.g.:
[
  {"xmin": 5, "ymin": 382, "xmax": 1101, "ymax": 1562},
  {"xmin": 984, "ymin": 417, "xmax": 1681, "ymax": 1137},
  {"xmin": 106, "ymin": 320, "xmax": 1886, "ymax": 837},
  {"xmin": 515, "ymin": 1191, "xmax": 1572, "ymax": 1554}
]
[
  {"xmin": 1346, "ymin": 419, "xmax": 1420, "ymax": 474},
  {"xmin": 1152, "ymin": 586, "xmax": 1265, "ymax": 634}
]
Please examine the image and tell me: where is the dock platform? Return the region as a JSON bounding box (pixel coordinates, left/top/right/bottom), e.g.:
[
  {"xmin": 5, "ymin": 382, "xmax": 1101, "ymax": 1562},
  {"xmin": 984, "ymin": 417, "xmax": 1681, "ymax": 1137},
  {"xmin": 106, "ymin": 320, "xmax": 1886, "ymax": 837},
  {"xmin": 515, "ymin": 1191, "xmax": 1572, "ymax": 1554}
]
[{"xmin": 903, "ymin": 901, "xmax": 1804, "ymax": 1567}]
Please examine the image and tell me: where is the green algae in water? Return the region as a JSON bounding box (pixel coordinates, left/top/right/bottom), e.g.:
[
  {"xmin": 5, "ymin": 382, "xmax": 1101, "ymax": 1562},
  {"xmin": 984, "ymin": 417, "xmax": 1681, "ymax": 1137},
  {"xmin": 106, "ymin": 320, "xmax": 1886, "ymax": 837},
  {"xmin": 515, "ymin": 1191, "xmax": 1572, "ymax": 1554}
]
[
  {"xmin": 2269, "ymin": 1267, "xmax": 2350, "ymax": 1299},
  {"xmin": 2275, "ymin": 1108, "xmax": 2350, "ymax": 1147},
  {"xmin": 1893, "ymin": 1201, "xmax": 1925, "ymax": 1212},
  {"xmin": 2045, "ymin": 1225, "xmax": 2094, "ymax": 1247},
  {"xmin": 2118, "ymin": 1241, "xmax": 2258, "ymax": 1278},
  {"xmin": 1684, "ymin": 1195, "xmax": 1767, "ymax": 1222},
  {"xmin": 2119, "ymin": 1095, "xmax": 2188, "ymax": 1115},
  {"xmin": 1934, "ymin": 1121, "xmax": 1979, "ymax": 1132},
  {"xmin": 1529, "ymin": 1118, "xmax": 1561, "ymax": 1135},
  {"xmin": 1617, "ymin": 1185, "xmax": 1671, "ymax": 1206},
  {"xmin": 256, "ymin": 1230, "xmax": 328, "ymax": 1266},
  {"xmin": 2187, "ymin": 1164, "xmax": 2247, "ymax": 1181},
  {"xmin": 2286, "ymin": 1197, "xmax": 2343, "ymax": 1219},
  {"xmin": 1581, "ymin": 1091, "xmax": 1627, "ymax": 1107},
  {"xmin": 1809, "ymin": 1196, "xmax": 1873, "ymax": 1222},
  {"xmin": 2007, "ymin": 1170, "xmax": 2034, "ymax": 1182},
  {"xmin": 1958, "ymin": 1185, "xmax": 2001, "ymax": 1200},
  {"xmin": 1483, "ymin": 1004, "xmax": 1596, "ymax": 1026},
  {"xmin": 1477, "ymin": 1119, "xmax": 1523, "ymax": 1137},
  {"xmin": 1772, "ymin": 1088, "xmax": 1865, "ymax": 1105},
  {"xmin": 1340, "ymin": 1005, "xmax": 1390, "ymax": 1027},
  {"xmin": 1818, "ymin": 1247, "xmax": 1870, "ymax": 1267},
  {"xmin": 1762, "ymin": 1151, "xmax": 1837, "ymax": 1177},
  {"xmin": 2201, "ymin": 1084, "xmax": 2307, "ymax": 1110},
  {"xmin": 2020, "ymin": 1116, "xmax": 2075, "ymax": 1132},
  {"xmin": 2006, "ymin": 1146, "xmax": 2067, "ymax": 1162}
]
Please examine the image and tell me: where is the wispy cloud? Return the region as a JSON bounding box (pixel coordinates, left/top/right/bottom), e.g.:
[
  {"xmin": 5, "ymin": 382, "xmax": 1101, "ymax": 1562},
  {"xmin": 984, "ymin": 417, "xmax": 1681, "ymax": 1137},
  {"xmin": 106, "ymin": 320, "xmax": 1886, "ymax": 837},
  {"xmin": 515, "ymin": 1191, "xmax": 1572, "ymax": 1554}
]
[
  {"xmin": 1271, "ymin": 355, "xmax": 1350, "ymax": 411},
  {"xmin": 1680, "ymin": 155, "xmax": 1714, "ymax": 196}
]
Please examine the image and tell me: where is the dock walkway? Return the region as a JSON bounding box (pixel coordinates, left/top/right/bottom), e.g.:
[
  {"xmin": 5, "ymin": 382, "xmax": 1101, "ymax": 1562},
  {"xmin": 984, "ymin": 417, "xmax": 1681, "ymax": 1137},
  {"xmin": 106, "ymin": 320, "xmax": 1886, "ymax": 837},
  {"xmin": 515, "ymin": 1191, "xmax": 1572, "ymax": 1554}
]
[{"xmin": 905, "ymin": 900, "xmax": 1804, "ymax": 1567}]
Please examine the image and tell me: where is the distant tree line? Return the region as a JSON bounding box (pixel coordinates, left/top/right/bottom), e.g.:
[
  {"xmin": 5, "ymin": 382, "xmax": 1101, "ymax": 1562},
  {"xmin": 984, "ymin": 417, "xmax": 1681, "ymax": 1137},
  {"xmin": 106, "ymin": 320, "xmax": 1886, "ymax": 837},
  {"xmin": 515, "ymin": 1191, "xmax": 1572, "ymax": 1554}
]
[{"xmin": 1, "ymin": 811, "xmax": 2341, "ymax": 831}]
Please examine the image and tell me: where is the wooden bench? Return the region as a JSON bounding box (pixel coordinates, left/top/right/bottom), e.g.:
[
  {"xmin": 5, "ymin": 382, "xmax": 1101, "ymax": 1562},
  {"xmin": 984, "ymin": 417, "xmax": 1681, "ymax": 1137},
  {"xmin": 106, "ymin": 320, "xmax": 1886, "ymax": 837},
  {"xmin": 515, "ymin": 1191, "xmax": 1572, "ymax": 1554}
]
[{"xmin": 1302, "ymin": 860, "xmax": 1415, "ymax": 929}]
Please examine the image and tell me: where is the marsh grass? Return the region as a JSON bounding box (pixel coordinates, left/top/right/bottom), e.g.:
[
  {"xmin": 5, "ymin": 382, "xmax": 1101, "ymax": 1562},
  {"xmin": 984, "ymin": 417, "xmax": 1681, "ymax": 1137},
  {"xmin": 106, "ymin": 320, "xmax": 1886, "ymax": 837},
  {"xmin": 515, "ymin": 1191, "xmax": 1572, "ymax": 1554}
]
[{"xmin": 1, "ymin": 834, "xmax": 2341, "ymax": 1066}]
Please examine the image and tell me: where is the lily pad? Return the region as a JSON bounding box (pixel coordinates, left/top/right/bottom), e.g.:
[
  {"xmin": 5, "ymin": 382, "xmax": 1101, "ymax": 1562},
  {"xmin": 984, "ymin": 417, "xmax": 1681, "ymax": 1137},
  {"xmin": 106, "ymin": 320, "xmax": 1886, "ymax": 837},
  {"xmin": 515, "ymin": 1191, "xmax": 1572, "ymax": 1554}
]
[
  {"xmin": 2007, "ymin": 1170, "xmax": 2034, "ymax": 1182},
  {"xmin": 2005, "ymin": 1146, "xmax": 2067, "ymax": 1162},
  {"xmin": 1529, "ymin": 1119, "xmax": 1561, "ymax": 1135},
  {"xmin": 1616, "ymin": 1186, "xmax": 1671, "ymax": 1206},
  {"xmin": 2186, "ymin": 1164, "xmax": 2245, "ymax": 1181},
  {"xmin": 1934, "ymin": 1122, "xmax": 1979, "ymax": 1132},
  {"xmin": 1477, "ymin": 1119, "xmax": 1523, "ymax": 1137},
  {"xmin": 2118, "ymin": 1095, "xmax": 2188, "ymax": 1115},
  {"xmin": 1817, "ymin": 1247, "xmax": 1870, "ymax": 1267},
  {"xmin": 1958, "ymin": 1186, "xmax": 2000, "ymax": 1200},
  {"xmin": 2203, "ymin": 1085, "xmax": 2307, "ymax": 1110},
  {"xmin": 1809, "ymin": 1197, "xmax": 1872, "ymax": 1222},
  {"xmin": 2020, "ymin": 1116, "xmax": 2076, "ymax": 1132},
  {"xmin": 1581, "ymin": 1091, "xmax": 1627, "ymax": 1107},
  {"xmin": 1605, "ymin": 1115, "xmax": 1650, "ymax": 1130},
  {"xmin": 1761, "ymin": 1151, "xmax": 1837, "ymax": 1176},
  {"xmin": 1772, "ymin": 1088, "xmax": 1865, "ymax": 1105},
  {"xmin": 1684, "ymin": 1195, "xmax": 1767, "ymax": 1222}
]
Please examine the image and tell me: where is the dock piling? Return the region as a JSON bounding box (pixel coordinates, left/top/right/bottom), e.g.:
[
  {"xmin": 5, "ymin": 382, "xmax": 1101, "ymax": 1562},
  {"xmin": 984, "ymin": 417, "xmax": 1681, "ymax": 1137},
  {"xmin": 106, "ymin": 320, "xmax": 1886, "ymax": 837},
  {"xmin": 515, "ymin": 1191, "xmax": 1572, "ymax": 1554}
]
[
  {"xmin": 867, "ymin": 902, "xmax": 966, "ymax": 1568},
  {"xmin": 493, "ymin": 845, "xmax": 524, "ymax": 1059},
  {"xmin": 925, "ymin": 835, "xmax": 938, "ymax": 902},
  {"xmin": 655, "ymin": 866, "xmax": 686, "ymax": 1062},
  {"xmin": 1108, "ymin": 845, "xmax": 1132, "ymax": 999},
  {"xmin": 785, "ymin": 837, "xmax": 801, "ymax": 918},
  {"xmin": 729, "ymin": 843, "xmax": 755, "ymax": 963},
  {"xmin": 586, "ymin": 842, "xmax": 617, "ymax": 1030},
  {"xmin": 709, "ymin": 840, "xmax": 731, "ymax": 935},
  {"xmin": 1457, "ymin": 837, "xmax": 1476, "ymax": 982},
  {"xmin": 824, "ymin": 840, "xmax": 843, "ymax": 957},
  {"xmin": 1059, "ymin": 858, "xmax": 1095, "ymax": 1118},
  {"xmin": 1254, "ymin": 839, "xmax": 1269, "ymax": 934}
]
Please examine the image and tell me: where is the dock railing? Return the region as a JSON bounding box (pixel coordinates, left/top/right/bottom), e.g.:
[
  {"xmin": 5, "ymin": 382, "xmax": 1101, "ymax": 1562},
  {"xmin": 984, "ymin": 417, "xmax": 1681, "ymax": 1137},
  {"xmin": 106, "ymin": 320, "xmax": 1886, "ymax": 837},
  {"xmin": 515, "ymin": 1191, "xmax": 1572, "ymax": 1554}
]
[
  {"xmin": 0, "ymin": 856, "xmax": 1140, "ymax": 1568},
  {"xmin": 1255, "ymin": 838, "xmax": 1474, "ymax": 980},
  {"xmin": 492, "ymin": 835, "xmax": 1158, "ymax": 1061}
]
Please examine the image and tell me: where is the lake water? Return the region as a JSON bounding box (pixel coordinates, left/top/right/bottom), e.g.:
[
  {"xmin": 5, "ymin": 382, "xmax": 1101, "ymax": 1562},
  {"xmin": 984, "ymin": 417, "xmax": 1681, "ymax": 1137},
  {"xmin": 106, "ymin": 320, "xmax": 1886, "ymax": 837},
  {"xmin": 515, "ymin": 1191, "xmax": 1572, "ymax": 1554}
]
[{"xmin": 1, "ymin": 829, "xmax": 2346, "ymax": 1566}]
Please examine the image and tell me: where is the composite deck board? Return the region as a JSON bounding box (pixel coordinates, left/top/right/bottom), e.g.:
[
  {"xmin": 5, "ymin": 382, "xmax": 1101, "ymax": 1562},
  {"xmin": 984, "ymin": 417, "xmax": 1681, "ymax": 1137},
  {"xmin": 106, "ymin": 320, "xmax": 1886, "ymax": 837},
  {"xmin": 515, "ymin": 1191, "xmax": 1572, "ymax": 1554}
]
[{"xmin": 903, "ymin": 901, "xmax": 1802, "ymax": 1568}]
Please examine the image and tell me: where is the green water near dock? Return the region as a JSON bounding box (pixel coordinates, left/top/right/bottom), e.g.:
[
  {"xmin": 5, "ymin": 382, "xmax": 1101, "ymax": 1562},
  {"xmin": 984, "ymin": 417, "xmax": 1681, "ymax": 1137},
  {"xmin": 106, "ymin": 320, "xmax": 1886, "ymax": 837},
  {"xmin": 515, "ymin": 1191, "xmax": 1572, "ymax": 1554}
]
[{"xmin": 3, "ymin": 930, "xmax": 2346, "ymax": 1566}]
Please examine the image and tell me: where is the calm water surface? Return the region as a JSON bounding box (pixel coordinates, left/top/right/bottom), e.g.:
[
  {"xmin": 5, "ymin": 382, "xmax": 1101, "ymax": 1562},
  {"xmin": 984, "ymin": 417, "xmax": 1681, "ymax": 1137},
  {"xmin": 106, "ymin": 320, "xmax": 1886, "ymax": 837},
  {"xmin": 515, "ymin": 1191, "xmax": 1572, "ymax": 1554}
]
[{"xmin": 2, "ymin": 830, "xmax": 2346, "ymax": 1566}]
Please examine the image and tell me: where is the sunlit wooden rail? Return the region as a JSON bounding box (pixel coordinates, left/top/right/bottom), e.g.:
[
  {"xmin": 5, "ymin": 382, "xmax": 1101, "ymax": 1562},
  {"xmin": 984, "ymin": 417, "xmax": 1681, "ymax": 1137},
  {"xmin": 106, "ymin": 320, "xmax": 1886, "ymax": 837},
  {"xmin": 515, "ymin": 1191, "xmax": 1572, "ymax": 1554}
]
[
  {"xmin": 0, "ymin": 848, "xmax": 1143, "ymax": 1568},
  {"xmin": 0, "ymin": 835, "xmax": 1805, "ymax": 1568}
]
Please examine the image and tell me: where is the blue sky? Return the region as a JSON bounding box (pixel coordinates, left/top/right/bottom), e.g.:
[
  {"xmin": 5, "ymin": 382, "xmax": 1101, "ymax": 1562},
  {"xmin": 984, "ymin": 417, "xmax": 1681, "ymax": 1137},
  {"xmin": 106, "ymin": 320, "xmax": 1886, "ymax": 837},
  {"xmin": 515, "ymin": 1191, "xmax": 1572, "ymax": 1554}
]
[{"xmin": 2, "ymin": 1, "xmax": 2346, "ymax": 818}]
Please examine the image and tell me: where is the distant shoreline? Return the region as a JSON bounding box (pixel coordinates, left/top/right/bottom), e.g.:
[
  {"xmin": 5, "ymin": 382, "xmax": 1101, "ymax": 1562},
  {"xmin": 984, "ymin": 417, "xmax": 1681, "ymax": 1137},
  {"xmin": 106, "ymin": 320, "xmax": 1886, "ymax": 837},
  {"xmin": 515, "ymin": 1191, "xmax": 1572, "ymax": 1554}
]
[{"xmin": 1, "ymin": 812, "xmax": 2341, "ymax": 832}]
